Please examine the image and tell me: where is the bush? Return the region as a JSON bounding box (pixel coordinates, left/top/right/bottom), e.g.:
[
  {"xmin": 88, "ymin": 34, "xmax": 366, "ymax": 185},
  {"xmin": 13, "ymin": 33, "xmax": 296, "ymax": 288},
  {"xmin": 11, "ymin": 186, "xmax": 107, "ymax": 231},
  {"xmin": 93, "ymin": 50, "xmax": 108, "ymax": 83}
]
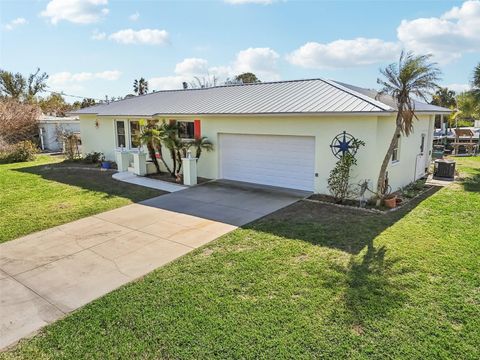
[
  {"xmin": 0, "ymin": 140, "xmax": 38, "ymax": 163},
  {"xmin": 0, "ymin": 98, "xmax": 40, "ymax": 144},
  {"xmin": 83, "ymin": 152, "xmax": 104, "ymax": 164}
]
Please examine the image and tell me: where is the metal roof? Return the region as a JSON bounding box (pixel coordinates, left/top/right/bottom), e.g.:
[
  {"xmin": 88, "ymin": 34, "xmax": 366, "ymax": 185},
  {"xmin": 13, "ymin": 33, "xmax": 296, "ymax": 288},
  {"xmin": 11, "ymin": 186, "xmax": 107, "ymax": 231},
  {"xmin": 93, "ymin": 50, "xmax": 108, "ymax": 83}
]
[
  {"xmin": 332, "ymin": 81, "xmax": 452, "ymax": 114},
  {"xmin": 72, "ymin": 78, "xmax": 451, "ymax": 116}
]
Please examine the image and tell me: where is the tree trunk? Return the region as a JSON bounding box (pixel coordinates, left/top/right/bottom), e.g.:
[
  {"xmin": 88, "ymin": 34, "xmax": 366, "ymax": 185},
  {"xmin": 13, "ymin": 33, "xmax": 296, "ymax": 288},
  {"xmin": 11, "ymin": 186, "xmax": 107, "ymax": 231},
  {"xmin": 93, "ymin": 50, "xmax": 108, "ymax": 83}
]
[
  {"xmin": 147, "ymin": 143, "xmax": 161, "ymax": 174},
  {"xmin": 176, "ymin": 150, "xmax": 182, "ymax": 174},
  {"xmin": 157, "ymin": 143, "xmax": 172, "ymax": 175},
  {"xmin": 169, "ymin": 148, "xmax": 177, "ymax": 177},
  {"xmin": 376, "ymin": 124, "xmax": 402, "ymax": 206}
]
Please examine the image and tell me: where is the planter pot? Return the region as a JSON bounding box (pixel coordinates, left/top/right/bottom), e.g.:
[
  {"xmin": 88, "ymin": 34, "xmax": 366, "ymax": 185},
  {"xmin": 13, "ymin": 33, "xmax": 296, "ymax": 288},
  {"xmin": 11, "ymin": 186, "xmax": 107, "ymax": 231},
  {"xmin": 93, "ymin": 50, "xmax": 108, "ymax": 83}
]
[
  {"xmin": 384, "ymin": 196, "xmax": 397, "ymax": 209},
  {"xmin": 101, "ymin": 161, "xmax": 111, "ymax": 169}
]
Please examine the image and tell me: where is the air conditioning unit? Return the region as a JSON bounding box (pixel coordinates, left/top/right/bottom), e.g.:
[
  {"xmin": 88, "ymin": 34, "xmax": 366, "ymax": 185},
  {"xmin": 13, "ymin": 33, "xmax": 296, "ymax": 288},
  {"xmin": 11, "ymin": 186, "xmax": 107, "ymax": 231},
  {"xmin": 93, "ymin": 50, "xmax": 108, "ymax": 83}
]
[{"xmin": 433, "ymin": 159, "xmax": 455, "ymax": 180}]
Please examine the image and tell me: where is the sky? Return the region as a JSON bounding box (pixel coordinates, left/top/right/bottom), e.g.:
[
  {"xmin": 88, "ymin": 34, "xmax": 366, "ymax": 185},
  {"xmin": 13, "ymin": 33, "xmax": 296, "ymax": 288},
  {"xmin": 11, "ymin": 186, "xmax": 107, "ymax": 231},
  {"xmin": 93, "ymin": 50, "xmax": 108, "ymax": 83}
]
[{"xmin": 1, "ymin": 0, "xmax": 479, "ymax": 102}]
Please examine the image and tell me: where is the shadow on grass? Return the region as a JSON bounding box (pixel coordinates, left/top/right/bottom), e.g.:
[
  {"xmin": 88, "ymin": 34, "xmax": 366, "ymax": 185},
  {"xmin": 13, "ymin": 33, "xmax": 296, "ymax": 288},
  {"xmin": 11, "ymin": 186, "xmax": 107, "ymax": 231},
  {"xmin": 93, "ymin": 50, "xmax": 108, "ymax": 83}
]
[
  {"xmin": 14, "ymin": 162, "xmax": 164, "ymax": 203},
  {"xmin": 458, "ymin": 169, "xmax": 480, "ymax": 192},
  {"xmin": 247, "ymin": 186, "xmax": 441, "ymax": 255},
  {"xmin": 244, "ymin": 189, "xmax": 439, "ymax": 330}
]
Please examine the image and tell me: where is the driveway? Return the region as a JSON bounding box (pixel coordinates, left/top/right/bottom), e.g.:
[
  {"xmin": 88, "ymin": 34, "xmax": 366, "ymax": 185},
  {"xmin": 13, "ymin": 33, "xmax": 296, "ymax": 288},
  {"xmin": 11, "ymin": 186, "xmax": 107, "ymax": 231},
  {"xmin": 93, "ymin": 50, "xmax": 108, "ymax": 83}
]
[{"xmin": 0, "ymin": 180, "xmax": 308, "ymax": 349}]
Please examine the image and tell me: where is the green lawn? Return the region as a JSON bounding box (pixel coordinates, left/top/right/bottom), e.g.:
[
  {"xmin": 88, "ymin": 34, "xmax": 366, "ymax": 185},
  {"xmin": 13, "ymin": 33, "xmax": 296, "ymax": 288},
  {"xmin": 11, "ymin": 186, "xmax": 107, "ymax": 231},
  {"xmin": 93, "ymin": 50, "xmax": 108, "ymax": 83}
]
[
  {"xmin": 2, "ymin": 157, "xmax": 479, "ymax": 359},
  {"xmin": 0, "ymin": 155, "xmax": 163, "ymax": 243}
]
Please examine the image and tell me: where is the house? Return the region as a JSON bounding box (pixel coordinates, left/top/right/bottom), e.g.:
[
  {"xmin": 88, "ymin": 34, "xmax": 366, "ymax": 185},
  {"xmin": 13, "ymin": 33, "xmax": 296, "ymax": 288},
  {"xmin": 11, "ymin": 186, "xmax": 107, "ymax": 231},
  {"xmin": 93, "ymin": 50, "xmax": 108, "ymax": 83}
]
[
  {"xmin": 38, "ymin": 114, "xmax": 81, "ymax": 152},
  {"xmin": 72, "ymin": 79, "xmax": 450, "ymax": 194}
]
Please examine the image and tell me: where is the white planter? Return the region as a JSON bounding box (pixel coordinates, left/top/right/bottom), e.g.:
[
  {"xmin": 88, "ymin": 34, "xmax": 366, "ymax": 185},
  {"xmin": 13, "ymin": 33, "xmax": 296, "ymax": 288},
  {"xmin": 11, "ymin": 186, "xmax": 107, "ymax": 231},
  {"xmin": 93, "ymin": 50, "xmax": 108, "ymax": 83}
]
[
  {"xmin": 115, "ymin": 151, "xmax": 131, "ymax": 172},
  {"xmin": 182, "ymin": 157, "xmax": 197, "ymax": 186},
  {"xmin": 133, "ymin": 152, "xmax": 147, "ymax": 176}
]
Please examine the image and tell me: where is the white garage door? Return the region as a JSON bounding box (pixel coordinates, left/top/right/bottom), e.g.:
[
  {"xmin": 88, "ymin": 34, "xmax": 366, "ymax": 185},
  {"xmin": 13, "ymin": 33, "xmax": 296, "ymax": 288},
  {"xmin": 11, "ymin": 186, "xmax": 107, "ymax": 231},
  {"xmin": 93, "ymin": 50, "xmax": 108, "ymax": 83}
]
[{"xmin": 219, "ymin": 134, "xmax": 315, "ymax": 191}]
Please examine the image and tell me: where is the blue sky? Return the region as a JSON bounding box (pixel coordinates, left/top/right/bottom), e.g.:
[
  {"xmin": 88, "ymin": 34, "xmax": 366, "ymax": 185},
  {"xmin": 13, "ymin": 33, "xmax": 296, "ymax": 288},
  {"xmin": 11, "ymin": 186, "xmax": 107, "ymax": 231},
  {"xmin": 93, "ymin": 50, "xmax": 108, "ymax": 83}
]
[{"xmin": 1, "ymin": 0, "xmax": 479, "ymax": 102}]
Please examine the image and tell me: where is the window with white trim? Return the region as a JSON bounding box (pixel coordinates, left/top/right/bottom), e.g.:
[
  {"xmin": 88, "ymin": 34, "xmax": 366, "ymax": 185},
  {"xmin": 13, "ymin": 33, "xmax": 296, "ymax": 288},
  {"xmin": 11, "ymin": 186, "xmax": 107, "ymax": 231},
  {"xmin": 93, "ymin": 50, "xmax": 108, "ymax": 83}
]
[
  {"xmin": 129, "ymin": 120, "xmax": 141, "ymax": 148},
  {"xmin": 392, "ymin": 135, "xmax": 400, "ymax": 162},
  {"xmin": 178, "ymin": 121, "xmax": 195, "ymax": 139},
  {"xmin": 115, "ymin": 120, "xmax": 126, "ymax": 148},
  {"xmin": 420, "ymin": 133, "xmax": 426, "ymax": 154}
]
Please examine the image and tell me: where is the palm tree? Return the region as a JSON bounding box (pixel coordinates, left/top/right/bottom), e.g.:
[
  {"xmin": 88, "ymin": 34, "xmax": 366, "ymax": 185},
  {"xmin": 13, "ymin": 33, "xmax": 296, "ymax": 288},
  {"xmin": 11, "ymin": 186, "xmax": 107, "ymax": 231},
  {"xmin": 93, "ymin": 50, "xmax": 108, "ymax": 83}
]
[
  {"xmin": 473, "ymin": 62, "xmax": 480, "ymax": 101},
  {"xmin": 139, "ymin": 121, "xmax": 174, "ymax": 174},
  {"xmin": 192, "ymin": 136, "xmax": 214, "ymax": 160},
  {"xmin": 133, "ymin": 78, "xmax": 149, "ymax": 95},
  {"xmin": 453, "ymin": 92, "xmax": 480, "ymax": 125},
  {"xmin": 159, "ymin": 121, "xmax": 180, "ymax": 177},
  {"xmin": 376, "ymin": 51, "xmax": 441, "ymax": 205}
]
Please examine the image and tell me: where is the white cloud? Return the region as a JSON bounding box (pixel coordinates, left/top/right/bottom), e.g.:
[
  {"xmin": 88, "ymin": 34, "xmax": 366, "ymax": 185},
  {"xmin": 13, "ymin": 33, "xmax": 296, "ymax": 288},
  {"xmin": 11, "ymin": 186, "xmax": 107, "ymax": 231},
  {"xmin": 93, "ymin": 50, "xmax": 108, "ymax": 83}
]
[
  {"xmin": 224, "ymin": 0, "xmax": 275, "ymax": 4},
  {"xmin": 397, "ymin": 0, "xmax": 480, "ymax": 62},
  {"xmin": 41, "ymin": 0, "xmax": 109, "ymax": 25},
  {"xmin": 49, "ymin": 70, "xmax": 121, "ymax": 86},
  {"xmin": 4, "ymin": 17, "xmax": 27, "ymax": 31},
  {"xmin": 109, "ymin": 28, "xmax": 169, "ymax": 45},
  {"xmin": 446, "ymin": 83, "xmax": 471, "ymax": 93},
  {"xmin": 129, "ymin": 12, "xmax": 140, "ymax": 21},
  {"xmin": 287, "ymin": 38, "xmax": 400, "ymax": 69},
  {"xmin": 232, "ymin": 47, "xmax": 280, "ymax": 80},
  {"xmin": 149, "ymin": 47, "xmax": 280, "ymax": 90},
  {"xmin": 91, "ymin": 29, "xmax": 106, "ymax": 40},
  {"xmin": 148, "ymin": 76, "xmax": 189, "ymax": 91},
  {"xmin": 175, "ymin": 58, "xmax": 209, "ymax": 75}
]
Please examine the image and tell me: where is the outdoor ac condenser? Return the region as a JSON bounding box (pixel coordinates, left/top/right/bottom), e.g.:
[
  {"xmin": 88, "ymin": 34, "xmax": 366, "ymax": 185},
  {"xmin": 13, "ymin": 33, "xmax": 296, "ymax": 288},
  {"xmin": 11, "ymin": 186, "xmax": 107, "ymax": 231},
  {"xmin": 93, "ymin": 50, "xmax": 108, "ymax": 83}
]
[{"xmin": 433, "ymin": 159, "xmax": 455, "ymax": 180}]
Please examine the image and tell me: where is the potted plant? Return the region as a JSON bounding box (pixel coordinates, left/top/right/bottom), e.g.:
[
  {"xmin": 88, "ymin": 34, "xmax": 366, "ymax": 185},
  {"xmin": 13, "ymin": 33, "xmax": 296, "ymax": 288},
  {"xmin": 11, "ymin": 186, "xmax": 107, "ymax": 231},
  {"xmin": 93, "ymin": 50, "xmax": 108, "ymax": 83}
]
[
  {"xmin": 384, "ymin": 194, "xmax": 397, "ymax": 209},
  {"xmin": 100, "ymin": 154, "xmax": 111, "ymax": 170}
]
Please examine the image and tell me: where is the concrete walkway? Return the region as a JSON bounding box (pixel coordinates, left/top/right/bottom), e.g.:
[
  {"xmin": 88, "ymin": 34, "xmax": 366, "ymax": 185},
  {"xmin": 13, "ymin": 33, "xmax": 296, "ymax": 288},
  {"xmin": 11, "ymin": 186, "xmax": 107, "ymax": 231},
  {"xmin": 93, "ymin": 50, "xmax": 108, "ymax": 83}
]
[
  {"xmin": 112, "ymin": 171, "xmax": 187, "ymax": 192},
  {"xmin": 0, "ymin": 181, "xmax": 308, "ymax": 350}
]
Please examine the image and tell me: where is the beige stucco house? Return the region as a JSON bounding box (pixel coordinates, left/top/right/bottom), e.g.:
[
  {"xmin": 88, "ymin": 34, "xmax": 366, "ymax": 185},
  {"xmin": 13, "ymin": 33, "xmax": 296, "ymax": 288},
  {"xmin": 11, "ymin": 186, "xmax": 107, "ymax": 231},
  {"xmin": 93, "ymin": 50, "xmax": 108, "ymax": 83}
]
[{"xmin": 73, "ymin": 79, "xmax": 450, "ymax": 194}]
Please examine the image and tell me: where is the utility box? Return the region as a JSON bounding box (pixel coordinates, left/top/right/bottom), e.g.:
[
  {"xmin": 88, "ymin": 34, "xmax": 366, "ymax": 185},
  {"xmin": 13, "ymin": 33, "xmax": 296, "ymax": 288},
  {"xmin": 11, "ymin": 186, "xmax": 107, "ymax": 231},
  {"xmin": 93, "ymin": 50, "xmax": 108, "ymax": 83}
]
[{"xmin": 433, "ymin": 159, "xmax": 455, "ymax": 180}]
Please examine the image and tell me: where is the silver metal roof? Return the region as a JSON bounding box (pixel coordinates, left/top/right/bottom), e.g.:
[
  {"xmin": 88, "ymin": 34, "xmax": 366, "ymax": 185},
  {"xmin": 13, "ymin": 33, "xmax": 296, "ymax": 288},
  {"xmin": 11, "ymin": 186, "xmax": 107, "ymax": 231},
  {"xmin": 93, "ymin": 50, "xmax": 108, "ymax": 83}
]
[{"xmin": 72, "ymin": 78, "xmax": 451, "ymax": 116}]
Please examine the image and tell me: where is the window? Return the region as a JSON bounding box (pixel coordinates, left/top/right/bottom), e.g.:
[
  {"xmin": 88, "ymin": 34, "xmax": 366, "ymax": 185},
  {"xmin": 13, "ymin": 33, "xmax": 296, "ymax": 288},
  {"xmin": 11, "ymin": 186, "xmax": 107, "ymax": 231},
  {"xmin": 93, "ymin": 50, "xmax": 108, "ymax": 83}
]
[
  {"xmin": 392, "ymin": 135, "xmax": 400, "ymax": 162},
  {"xmin": 130, "ymin": 120, "xmax": 141, "ymax": 148},
  {"xmin": 178, "ymin": 121, "xmax": 195, "ymax": 139},
  {"xmin": 116, "ymin": 121, "xmax": 126, "ymax": 148},
  {"xmin": 420, "ymin": 134, "xmax": 426, "ymax": 154}
]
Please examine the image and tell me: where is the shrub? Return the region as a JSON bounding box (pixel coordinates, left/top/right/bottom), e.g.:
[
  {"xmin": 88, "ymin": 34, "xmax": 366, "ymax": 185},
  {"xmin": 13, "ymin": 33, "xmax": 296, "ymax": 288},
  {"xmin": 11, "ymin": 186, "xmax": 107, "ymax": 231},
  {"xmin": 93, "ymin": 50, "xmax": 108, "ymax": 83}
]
[
  {"xmin": 0, "ymin": 140, "xmax": 38, "ymax": 163},
  {"xmin": 83, "ymin": 152, "xmax": 104, "ymax": 164},
  {"xmin": 0, "ymin": 98, "xmax": 40, "ymax": 144},
  {"xmin": 327, "ymin": 139, "xmax": 365, "ymax": 203}
]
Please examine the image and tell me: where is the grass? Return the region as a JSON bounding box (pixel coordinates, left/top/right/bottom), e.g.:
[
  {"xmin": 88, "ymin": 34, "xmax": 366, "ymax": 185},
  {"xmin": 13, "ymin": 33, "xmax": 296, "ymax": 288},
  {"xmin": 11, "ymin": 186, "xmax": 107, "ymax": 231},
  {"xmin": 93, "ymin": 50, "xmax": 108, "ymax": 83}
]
[
  {"xmin": 2, "ymin": 157, "xmax": 479, "ymax": 359},
  {"xmin": 0, "ymin": 155, "xmax": 163, "ymax": 243}
]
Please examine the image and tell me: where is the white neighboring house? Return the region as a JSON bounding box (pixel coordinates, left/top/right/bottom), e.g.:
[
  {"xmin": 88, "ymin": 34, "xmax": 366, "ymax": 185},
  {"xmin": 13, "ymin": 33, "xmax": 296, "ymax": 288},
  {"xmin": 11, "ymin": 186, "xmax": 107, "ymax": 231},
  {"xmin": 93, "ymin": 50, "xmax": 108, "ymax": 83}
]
[
  {"xmin": 38, "ymin": 115, "xmax": 81, "ymax": 152},
  {"xmin": 72, "ymin": 79, "xmax": 451, "ymax": 194}
]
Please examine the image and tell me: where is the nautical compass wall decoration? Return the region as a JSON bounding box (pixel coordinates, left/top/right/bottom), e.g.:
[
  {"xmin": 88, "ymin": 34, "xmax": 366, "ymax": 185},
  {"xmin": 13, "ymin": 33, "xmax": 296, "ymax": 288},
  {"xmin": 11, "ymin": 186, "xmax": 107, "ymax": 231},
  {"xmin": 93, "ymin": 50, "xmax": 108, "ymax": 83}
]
[{"xmin": 330, "ymin": 131, "xmax": 360, "ymax": 159}]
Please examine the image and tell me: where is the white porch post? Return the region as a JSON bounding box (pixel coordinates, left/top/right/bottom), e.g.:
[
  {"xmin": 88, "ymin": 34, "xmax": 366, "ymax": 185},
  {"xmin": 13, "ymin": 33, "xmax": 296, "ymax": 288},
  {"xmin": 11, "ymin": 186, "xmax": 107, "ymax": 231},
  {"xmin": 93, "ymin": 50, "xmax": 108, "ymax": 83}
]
[
  {"xmin": 182, "ymin": 152, "xmax": 197, "ymax": 186},
  {"xmin": 132, "ymin": 151, "xmax": 147, "ymax": 176},
  {"xmin": 116, "ymin": 148, "xmax": 130, "ymax": 172}
]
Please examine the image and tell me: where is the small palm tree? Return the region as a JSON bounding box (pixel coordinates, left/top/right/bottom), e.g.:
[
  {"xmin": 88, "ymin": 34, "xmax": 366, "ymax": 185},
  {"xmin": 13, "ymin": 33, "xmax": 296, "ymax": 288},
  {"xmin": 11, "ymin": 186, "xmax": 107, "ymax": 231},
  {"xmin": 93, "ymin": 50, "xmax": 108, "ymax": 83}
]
[
  {"xmin": 376, "ymin": 51, "xmax": 441, "ymax": 205},
  {"xmin": 133, "ymin": 78, "xmax": 149, "ymax": 95},
  {"xmin": 193, "ymin": 136, "xmax": 214, "ymax": 160},
  {"xmin": 139, "ymin": 125, "xmax": 161, "ymax": 173},
  {"xmin": 159, "ymin": 121, "xmax": 180, "ymax": 177}
]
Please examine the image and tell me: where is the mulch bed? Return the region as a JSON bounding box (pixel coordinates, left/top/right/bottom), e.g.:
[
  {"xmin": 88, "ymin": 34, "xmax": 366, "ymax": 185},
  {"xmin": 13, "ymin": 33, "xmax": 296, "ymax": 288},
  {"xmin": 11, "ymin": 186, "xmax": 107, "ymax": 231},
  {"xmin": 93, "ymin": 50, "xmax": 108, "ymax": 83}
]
[{"xmin": 308, "ymin": 181, "xmax": 436, "ymax": 213}]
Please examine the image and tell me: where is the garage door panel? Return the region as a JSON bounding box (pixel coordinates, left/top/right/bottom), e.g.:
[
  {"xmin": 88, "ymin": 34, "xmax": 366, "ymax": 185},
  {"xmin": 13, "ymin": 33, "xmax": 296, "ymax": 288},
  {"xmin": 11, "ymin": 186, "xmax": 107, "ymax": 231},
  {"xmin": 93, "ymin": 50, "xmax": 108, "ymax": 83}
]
[{"xmin": 219, "ymin": 134, "xmax": 315, "ymax": 191}]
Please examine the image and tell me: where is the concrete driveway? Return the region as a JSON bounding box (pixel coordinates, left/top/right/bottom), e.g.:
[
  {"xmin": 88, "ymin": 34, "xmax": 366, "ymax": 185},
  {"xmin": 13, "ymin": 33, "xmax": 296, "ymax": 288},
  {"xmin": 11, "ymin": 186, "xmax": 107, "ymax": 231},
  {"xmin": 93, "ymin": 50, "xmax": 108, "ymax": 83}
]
[{"xmin": 0, "ymin": 180, "xmax": 308, "ymax": 349}]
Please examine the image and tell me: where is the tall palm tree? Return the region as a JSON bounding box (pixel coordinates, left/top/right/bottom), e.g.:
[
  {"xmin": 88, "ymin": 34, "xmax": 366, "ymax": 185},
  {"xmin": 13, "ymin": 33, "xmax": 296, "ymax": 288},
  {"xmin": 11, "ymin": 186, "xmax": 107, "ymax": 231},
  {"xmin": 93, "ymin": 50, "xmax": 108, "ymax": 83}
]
[
  {"xmin": 133, "ymin": 77, "xmax": 149, "ymax": 95},
  {"xmin": 376, "ymin": 51, "xmax": 441, "ymax": 205},
  {"xmin": 192, "ymin": 136, "xmax": 214, "ymax": 160}
]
